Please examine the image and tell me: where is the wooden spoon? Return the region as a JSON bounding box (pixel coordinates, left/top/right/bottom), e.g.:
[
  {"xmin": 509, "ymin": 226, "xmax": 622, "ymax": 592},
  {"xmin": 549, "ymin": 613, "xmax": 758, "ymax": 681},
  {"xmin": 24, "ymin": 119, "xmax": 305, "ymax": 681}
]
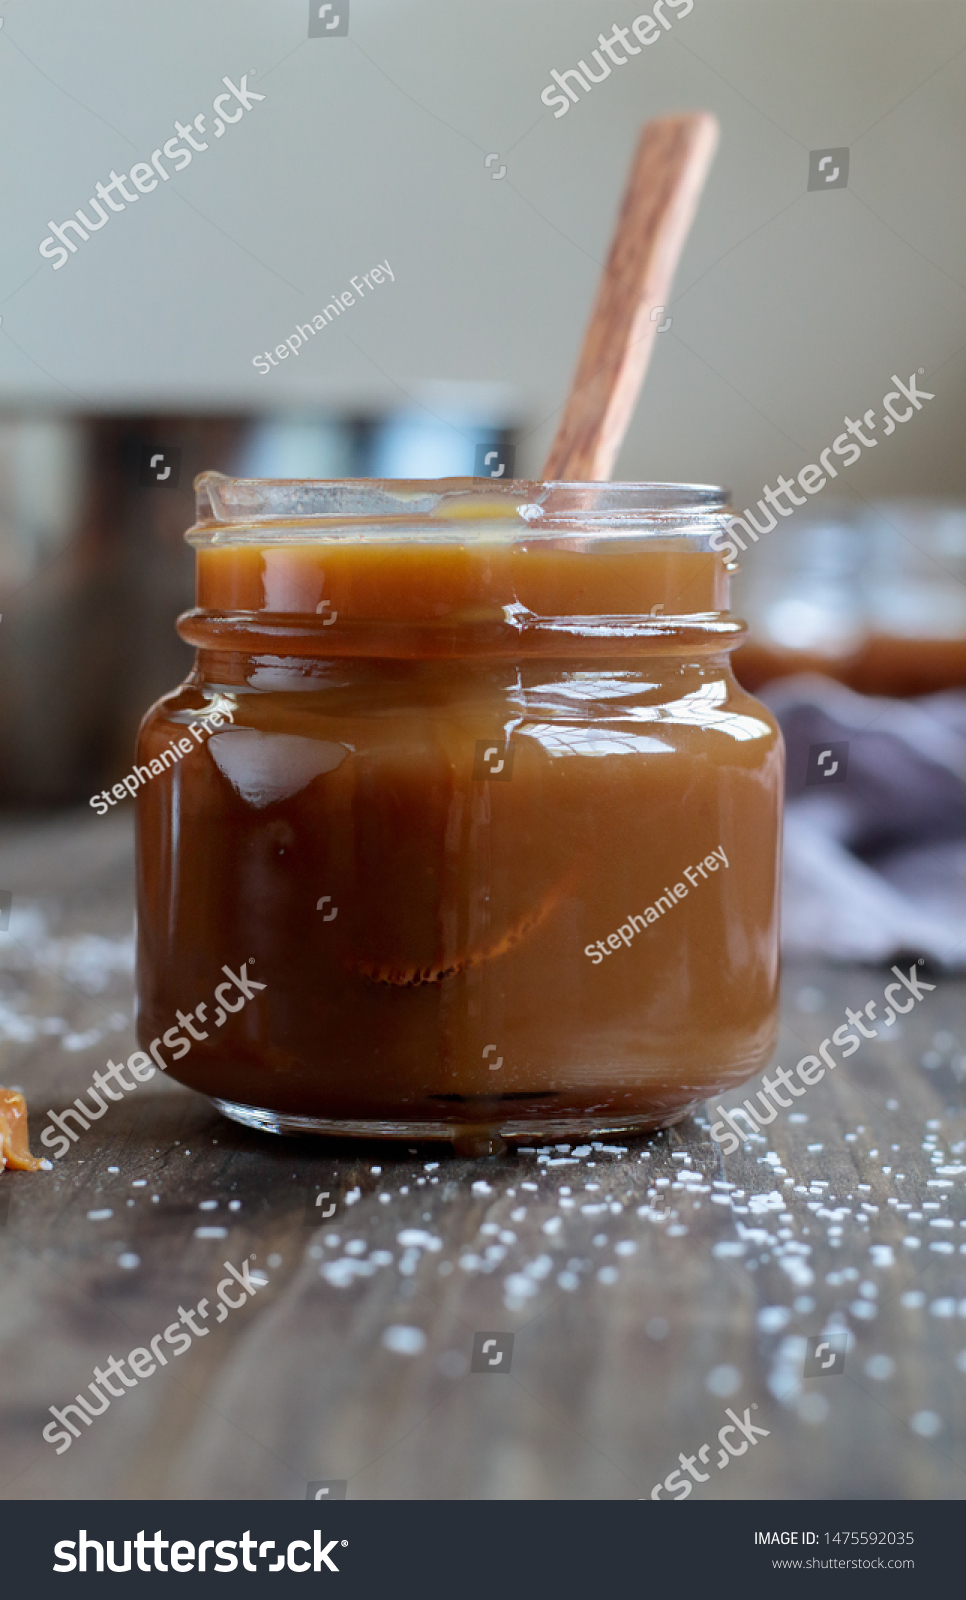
[{"xmin": 542, "ymin": 113, "xmax": 719, "ymax": 482}]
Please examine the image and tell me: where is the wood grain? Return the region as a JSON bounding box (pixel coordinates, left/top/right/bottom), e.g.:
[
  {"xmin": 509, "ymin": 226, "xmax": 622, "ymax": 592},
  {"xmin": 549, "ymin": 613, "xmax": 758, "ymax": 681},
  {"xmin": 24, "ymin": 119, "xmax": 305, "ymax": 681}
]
[
  {"xmin": 542, "ymin": 114, "xmax": 719, "ymax": 483},
  {"xmin": 0, "ymin": 811, "xmax": 964, "ymax": 1500}
]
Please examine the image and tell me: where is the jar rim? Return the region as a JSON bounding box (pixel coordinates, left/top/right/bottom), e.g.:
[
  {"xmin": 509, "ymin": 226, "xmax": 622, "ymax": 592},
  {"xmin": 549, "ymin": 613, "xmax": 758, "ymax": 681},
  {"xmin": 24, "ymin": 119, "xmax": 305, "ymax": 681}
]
[{"xmin": 189, "ymin": 472, "xmax": 731, "ymax": 545}]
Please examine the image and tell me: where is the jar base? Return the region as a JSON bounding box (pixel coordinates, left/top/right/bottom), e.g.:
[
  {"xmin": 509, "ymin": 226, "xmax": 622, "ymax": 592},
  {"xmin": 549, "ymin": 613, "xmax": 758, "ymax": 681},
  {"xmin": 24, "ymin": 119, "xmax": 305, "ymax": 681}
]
[{"xmin": 210, "ymin": 1095, "xmax": 695, "ymax": 1153}]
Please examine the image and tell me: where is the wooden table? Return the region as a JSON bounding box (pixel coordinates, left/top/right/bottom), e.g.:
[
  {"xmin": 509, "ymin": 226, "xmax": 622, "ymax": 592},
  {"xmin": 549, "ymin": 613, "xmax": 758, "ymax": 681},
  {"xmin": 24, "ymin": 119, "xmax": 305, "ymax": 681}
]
[{"xmin": 1, "ymin": 810, "xmax": 964, "ymax": 1501}]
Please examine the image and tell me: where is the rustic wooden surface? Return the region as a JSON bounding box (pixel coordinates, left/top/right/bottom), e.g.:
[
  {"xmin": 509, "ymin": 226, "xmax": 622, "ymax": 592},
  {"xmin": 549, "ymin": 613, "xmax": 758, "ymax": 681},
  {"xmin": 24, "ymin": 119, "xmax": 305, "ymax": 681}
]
[{"xmin": 1, "ymin": 809, "xmax": 964, "ymax": 1501}]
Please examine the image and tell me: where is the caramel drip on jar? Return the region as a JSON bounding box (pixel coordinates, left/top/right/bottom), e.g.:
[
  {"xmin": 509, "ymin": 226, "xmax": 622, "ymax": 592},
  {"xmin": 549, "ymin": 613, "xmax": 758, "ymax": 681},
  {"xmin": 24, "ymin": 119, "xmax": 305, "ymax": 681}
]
[{"xmin": 349, "ymin": 870, "xmax": 575, "ymax": 987}]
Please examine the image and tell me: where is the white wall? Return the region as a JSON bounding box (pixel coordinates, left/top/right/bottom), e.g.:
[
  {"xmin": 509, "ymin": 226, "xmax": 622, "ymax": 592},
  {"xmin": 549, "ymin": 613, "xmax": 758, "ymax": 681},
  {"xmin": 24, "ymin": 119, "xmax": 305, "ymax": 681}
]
[{"xmin": 1, "ymin": 0, "xmax": 964, "ymax": 505}]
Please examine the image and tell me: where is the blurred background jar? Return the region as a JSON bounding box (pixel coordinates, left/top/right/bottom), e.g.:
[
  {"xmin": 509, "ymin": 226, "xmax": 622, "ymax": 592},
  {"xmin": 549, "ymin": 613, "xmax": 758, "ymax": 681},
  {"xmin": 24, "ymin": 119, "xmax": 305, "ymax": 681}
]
[
  {"xmin": 3, "ymin": 400, "xmax": 964, "ymax": 809},
  {"xmin": 734, "ymin": 499, "xmax": 966, "ymax": 697},
  {"xmin": 0, "ymin": 403, "xmax": 515, "ymax": 807}
]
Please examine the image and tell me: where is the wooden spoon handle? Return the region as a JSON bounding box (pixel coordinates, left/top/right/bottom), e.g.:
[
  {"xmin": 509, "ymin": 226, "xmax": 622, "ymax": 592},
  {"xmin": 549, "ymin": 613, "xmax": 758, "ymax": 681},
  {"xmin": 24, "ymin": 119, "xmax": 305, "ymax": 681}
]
[{"xmin": 542, "ymin": 112, "xmax": 719, "ymax": 482}]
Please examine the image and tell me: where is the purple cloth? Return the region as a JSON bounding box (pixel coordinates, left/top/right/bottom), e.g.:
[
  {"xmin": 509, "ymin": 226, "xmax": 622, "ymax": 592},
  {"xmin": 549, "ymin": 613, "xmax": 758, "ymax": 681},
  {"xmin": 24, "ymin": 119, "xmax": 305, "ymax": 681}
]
[{"xmin": 760, "ymin": 676, "xmax": 966, "ymax": 967}]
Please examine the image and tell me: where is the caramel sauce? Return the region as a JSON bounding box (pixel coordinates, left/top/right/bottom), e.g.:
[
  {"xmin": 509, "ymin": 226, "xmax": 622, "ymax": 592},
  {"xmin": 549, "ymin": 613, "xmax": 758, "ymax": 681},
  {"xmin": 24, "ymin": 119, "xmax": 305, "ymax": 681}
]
[
  {"xmin": 736, "ymin": 634, "xmax": 966, "ymax": 698},
  {"xmin": 0, "ymin": 1088, "xmax": 44, "ymax": 1172},
  {"xmin": 136, "ymin": 537, "xmax": 782, "ymax": 1140}
]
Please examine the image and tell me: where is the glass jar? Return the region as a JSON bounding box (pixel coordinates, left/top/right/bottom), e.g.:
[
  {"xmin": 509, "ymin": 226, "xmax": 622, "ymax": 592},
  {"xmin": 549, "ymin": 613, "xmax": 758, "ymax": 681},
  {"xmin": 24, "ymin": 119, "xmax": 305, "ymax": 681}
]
[
  {"xmin": 135, "ymin": 475, "xmax": 783, "ymax": 1152},
  {"xmin": 734, "ymin": 500, "xmax": 966, "ymax": 697}
]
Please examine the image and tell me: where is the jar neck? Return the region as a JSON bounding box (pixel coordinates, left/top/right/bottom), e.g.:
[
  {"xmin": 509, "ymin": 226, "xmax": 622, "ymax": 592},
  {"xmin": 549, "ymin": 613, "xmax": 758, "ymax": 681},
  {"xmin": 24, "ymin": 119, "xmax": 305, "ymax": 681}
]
[
  {"xmin": 178, "ymin": 609, "xmax": 746, "ymax": 662},
  {"xmin": 194, "ymin": 539, "xmax": 728, "ymax": 614},
  {"xmin": 187, "ymin": 648, "xmax": 743, "ymax": 695},
  {"xmin": 182, "ymin": 538, "xmax": 740, "ymax": 660}
]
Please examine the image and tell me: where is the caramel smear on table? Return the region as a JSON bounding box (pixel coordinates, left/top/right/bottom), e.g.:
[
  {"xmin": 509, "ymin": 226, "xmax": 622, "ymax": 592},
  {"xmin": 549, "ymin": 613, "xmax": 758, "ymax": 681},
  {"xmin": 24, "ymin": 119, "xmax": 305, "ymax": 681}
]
[{"xmin": 0, "ymin": 1088, "xmax": 44, "ymax": 1172}]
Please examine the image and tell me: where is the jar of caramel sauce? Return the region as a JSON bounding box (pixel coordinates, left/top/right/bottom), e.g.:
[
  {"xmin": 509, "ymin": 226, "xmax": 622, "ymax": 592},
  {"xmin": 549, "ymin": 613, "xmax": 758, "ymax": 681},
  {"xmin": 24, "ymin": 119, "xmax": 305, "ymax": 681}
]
[
  {"xmin": 735, "ymin": 635, "xmax": 966, "ymax": 699},
  {"xmin": 135, "ymin": 476, "xmax": 783, "ymax": 1150}
]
